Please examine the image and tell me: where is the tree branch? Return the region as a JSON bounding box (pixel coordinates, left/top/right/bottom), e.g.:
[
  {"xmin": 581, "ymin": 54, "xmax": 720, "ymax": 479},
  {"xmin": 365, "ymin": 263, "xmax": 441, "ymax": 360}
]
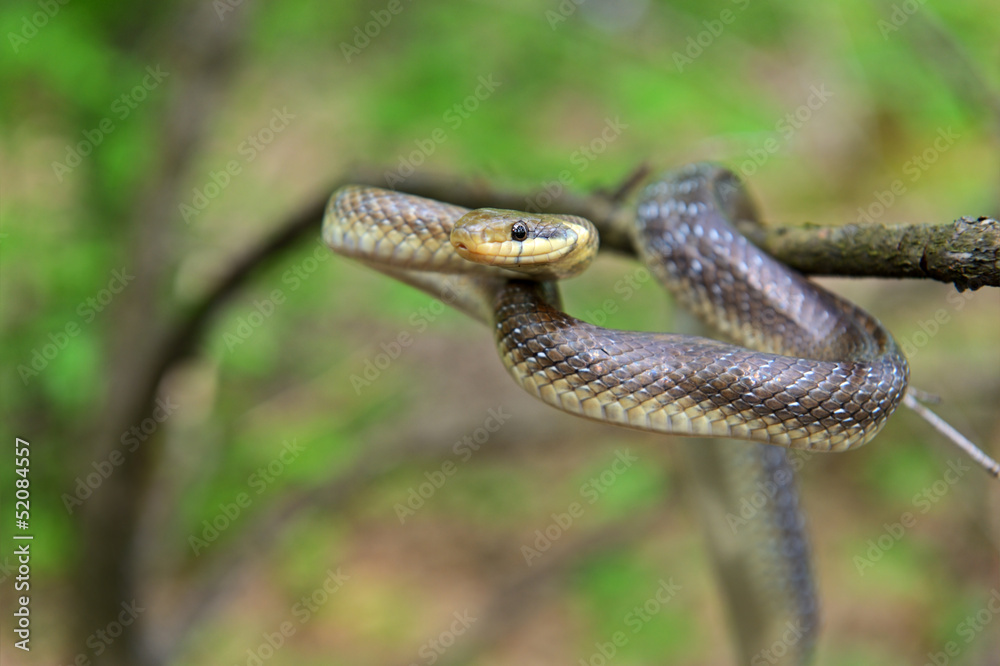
[
  {"xmin": 109, "ymin": 168, "xmax": 999, "ymax": 538},
  {"xmin": 381, "ymin": 171, "xmax": 1000, "ymax": 289},
  {"xmin": 130, "ymin": 173, "xmax": 1000, "ymax": 409},
  {"xmin": 100, "ymin": 166, "xmax": 996, "ymax": 665},
  {"xmin": 735, "ymin": 216, "xmax": 1000, "ymax": 291}
]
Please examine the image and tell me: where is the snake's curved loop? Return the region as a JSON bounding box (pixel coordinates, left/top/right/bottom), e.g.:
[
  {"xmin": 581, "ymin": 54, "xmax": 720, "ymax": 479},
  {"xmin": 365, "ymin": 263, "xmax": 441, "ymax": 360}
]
[
  {"xmin": 324, "ymin": 164, "xmax": 909, "ymax": 452},
  {"xmin": 324, "ymin": 163, "xmax": 912, "ymax": 665}
]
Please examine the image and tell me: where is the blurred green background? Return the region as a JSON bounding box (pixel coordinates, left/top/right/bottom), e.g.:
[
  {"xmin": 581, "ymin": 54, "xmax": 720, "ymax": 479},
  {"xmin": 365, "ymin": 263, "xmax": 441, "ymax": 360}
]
[{"xmin": 1, "ymin": 0, "xmax": 998, "ymax": 664}]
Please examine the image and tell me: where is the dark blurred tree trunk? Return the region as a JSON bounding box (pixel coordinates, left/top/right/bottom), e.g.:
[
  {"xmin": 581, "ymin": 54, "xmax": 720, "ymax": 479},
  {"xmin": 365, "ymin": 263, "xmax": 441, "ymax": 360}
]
[{"xmin": 73, "ymin": 3, "xmax": 249, "ymax": 665}]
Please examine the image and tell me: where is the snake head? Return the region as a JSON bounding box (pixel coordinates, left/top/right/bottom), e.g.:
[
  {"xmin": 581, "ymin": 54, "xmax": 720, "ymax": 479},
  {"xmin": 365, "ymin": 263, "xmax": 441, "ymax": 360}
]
[{"xmin": 450, "ymin": 208, "xmax": 598, "ymax": 280}]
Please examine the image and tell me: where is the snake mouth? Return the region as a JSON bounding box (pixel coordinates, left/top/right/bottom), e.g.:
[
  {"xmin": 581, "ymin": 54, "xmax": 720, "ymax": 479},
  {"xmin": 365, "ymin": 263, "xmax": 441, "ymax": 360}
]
[{"xmin": 456, "ymin": 239, "xmax": 574, "ymax": 267}]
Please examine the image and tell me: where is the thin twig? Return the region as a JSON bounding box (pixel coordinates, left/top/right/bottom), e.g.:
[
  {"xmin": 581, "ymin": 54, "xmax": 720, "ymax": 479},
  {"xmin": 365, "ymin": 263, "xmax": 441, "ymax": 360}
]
[
  {"xmin": 902, "ymin": 391, "xmax": 1000, "ymax": 478},
  {"xmin": 606, "ymin": 162, "xmax": 653, "ymax": 202}
]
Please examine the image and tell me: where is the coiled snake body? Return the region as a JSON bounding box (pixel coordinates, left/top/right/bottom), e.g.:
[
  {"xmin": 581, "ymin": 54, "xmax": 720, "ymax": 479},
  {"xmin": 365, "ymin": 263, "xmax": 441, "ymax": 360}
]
[{"xmin": 324, "ymin": 163, "xmax": 909, "ymax": 663}]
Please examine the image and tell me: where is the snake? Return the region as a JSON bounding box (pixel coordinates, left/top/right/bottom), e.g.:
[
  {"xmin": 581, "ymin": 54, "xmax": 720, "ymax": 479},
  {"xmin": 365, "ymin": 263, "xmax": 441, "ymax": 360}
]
[{"xmin": 322, "ymin": 162, "xmax": 910, "ymax": 663}]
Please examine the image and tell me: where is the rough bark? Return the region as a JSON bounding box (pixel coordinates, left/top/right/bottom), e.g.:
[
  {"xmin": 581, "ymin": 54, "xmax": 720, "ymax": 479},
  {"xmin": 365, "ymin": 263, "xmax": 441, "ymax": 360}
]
[{"xmin": 736, "ymin": 216, "xmax": 1000, "ymax": 291}]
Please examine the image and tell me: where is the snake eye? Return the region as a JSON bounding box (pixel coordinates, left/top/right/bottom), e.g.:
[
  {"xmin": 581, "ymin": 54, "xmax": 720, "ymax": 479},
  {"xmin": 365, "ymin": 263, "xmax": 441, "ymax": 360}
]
[{"xmin": 511, "ymin": 221, "xmax": 528, "ymax": 241}]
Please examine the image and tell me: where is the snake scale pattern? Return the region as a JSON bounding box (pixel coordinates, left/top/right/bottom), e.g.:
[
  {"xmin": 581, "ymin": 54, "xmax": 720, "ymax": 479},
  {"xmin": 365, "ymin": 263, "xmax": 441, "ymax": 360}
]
[{"xmin": 323, "ymin": 162, "xmax": 911, "ymax": 663}]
